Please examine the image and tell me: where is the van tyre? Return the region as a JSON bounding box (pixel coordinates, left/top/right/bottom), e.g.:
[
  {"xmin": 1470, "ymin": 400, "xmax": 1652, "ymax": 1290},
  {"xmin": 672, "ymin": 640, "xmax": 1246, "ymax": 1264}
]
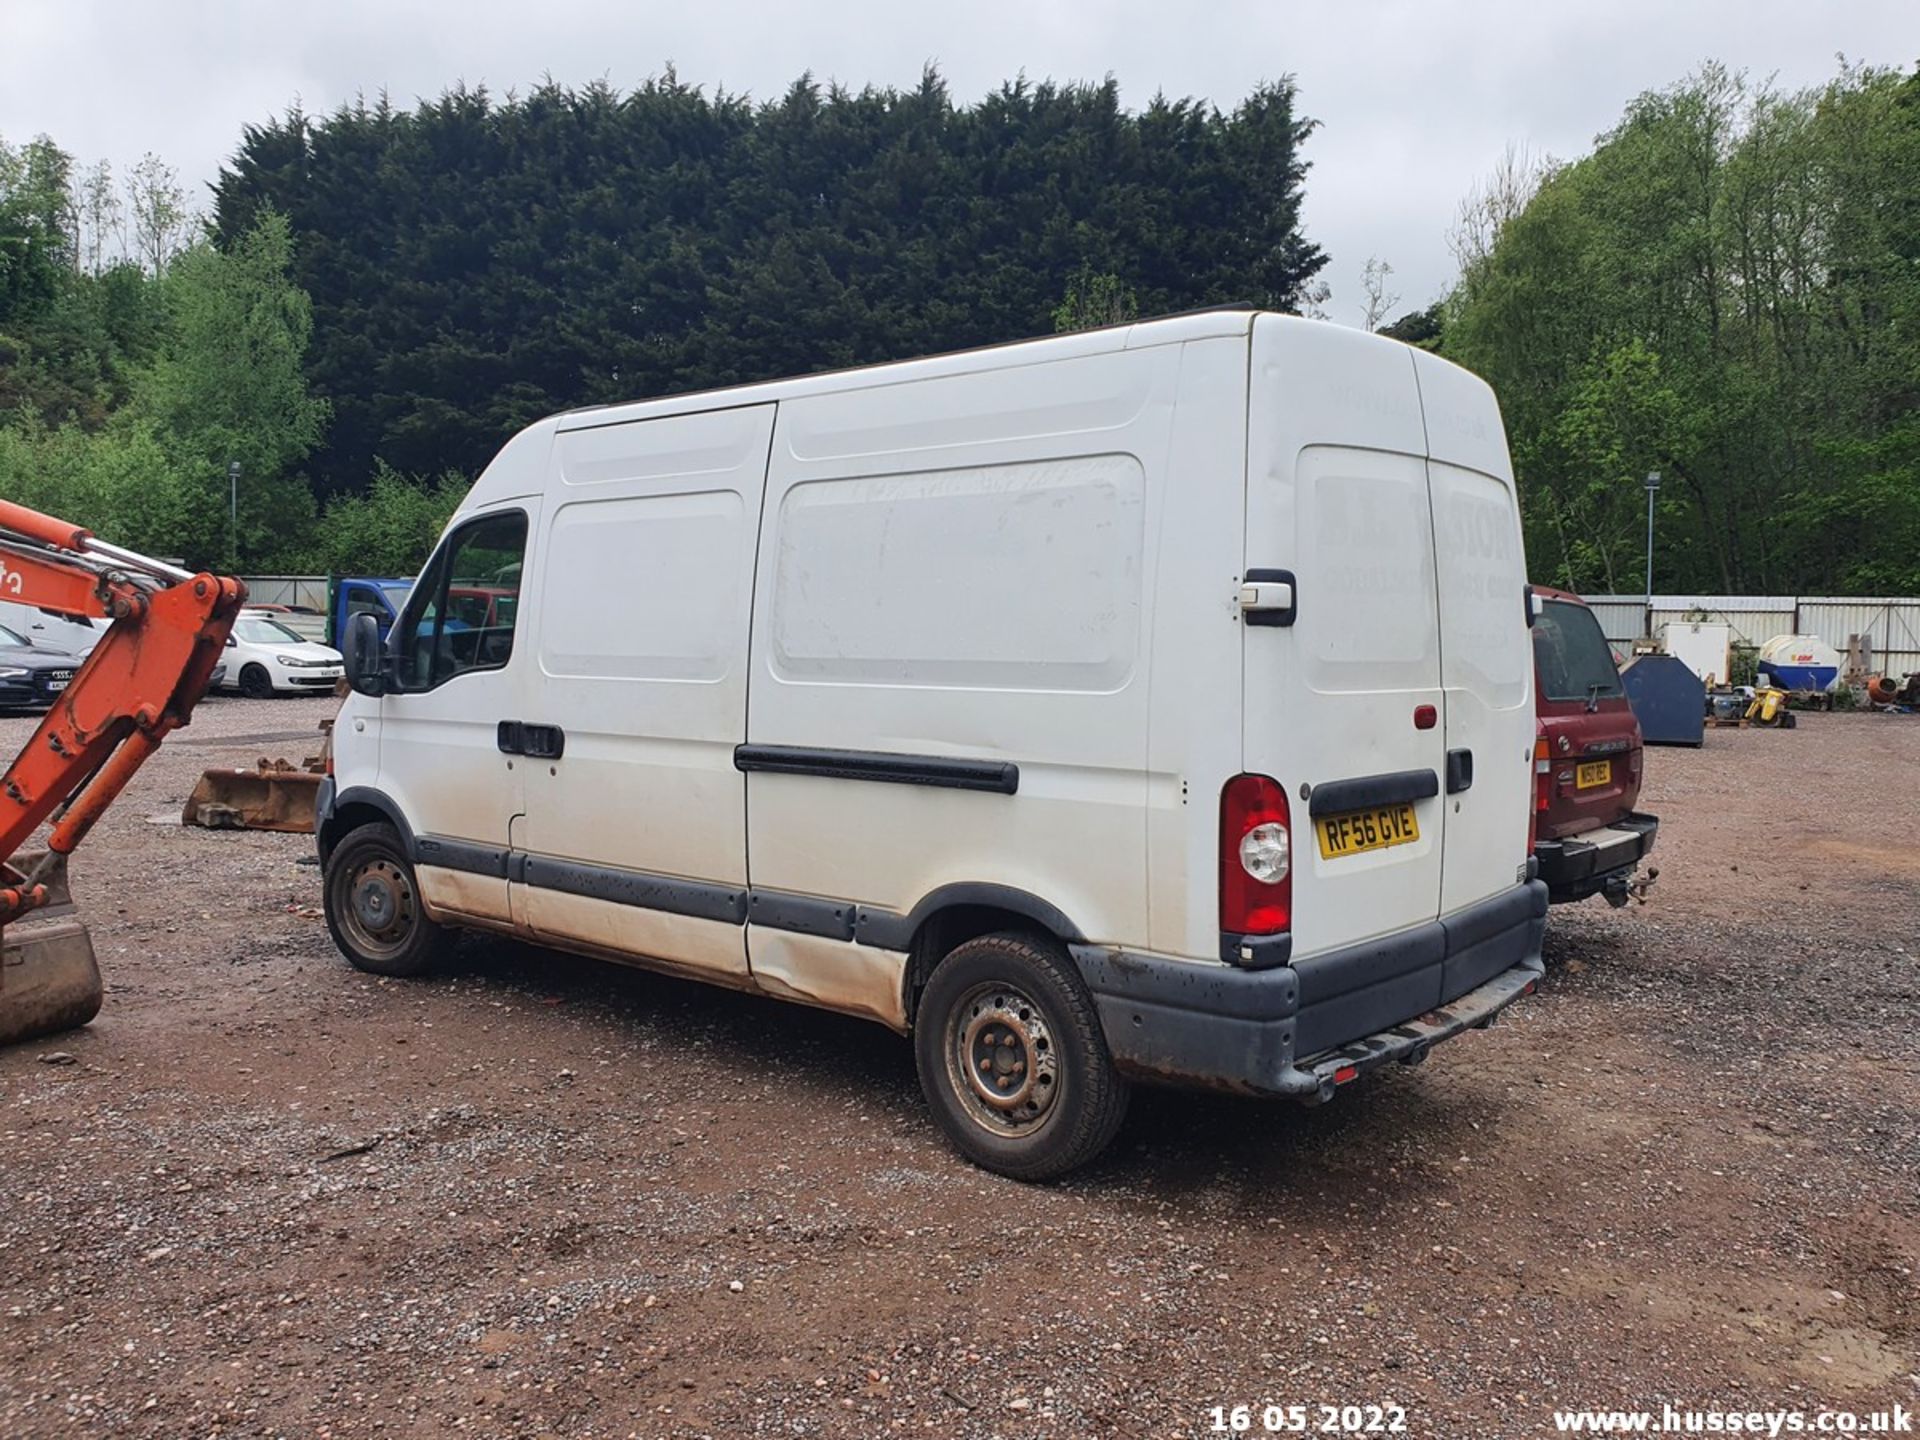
[
  {"xmin": 238, "ymin": 663, "xmax": 275, "ymax": 699},
  {"xmin": 914, "ymin": 931, "xmax": 1129, "ymax": 1181},
  {"xmin": 323, "ymin": 822, "xmax": 449, "ymax": 978}
]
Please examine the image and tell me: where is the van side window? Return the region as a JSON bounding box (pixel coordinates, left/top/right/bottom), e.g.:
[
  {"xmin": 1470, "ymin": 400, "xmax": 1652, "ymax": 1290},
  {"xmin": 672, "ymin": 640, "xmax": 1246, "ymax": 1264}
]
[{"xmin": 393, "ymin": 510, "xmax": 528, "ymax": 692}]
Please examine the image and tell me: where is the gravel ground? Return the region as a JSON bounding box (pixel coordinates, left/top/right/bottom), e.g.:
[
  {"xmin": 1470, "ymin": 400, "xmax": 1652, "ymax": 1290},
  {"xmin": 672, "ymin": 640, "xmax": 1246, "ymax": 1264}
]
[{"xmin": 2, "ymin": 695, "xmax": 1916, "ymax": 1438}]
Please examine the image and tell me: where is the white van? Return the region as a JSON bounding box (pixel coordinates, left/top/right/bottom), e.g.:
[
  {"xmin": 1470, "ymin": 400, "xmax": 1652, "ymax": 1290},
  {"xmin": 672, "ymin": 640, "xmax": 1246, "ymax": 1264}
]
[
  {"xmin": 320, "ymin": 310, "xmax": 1546, "ymax": 1179},
  {"xmin": 0, "ymin": 600, "xmax": 107, "ymax": 659}
]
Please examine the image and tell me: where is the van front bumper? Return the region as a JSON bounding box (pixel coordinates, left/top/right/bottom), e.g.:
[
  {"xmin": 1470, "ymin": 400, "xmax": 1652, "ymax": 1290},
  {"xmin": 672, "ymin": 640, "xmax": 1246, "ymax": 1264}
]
[{"xmin": 1068, "ymin": 880, "xmax": 1547, "ymax": 1101}]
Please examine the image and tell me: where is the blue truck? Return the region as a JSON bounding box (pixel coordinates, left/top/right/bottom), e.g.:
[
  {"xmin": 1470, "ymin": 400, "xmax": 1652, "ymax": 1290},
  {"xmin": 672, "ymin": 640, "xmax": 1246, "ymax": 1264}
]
[{"xmin": 326, "ymin": 577, "xmax": 414, "ymax": 649}]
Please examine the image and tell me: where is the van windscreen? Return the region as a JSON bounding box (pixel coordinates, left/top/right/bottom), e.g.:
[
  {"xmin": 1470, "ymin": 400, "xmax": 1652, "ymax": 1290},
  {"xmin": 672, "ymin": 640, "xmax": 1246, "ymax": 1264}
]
[{"xmin": 1532, "ymin": 600, "xmax": 1623, "ymax": 702}]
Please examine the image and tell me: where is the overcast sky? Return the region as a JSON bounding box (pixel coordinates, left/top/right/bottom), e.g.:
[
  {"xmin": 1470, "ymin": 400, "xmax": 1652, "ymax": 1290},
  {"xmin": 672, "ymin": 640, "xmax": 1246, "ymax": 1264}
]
[{"xmin": 3, "ymin": 0, "xmax": 1913, "ymax": 322}]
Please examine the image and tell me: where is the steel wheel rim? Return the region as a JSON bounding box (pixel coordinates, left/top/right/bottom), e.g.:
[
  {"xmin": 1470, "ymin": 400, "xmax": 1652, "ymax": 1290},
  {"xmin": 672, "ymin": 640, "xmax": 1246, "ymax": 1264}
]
[
  {"xmin": 945, "ymin": 981, "xmax": 1061, "ymax": 1137},
  {"xmin": 338, "ymin": 856, "xmax": 418, "ymax": 960}
]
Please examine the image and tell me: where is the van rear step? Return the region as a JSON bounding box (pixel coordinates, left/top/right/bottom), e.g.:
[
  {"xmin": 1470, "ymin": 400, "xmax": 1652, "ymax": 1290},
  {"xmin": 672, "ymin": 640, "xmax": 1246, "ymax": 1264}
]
[{"xmin": 1292, "ymin": 953, "xmax": 1544, "ymax": 1104}]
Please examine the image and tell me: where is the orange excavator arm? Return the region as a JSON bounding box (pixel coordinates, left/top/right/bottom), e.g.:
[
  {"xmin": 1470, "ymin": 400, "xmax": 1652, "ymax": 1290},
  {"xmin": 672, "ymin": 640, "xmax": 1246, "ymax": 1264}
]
[{"xmin": 0, "ymin": 498, "xmax": 246, "ymax": 926}]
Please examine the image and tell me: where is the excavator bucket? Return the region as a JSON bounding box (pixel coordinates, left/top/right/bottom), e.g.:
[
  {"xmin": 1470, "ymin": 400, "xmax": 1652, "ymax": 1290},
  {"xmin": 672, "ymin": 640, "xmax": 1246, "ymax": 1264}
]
[
  {"xmin": 0, "ymin": 851, "xmax": 103, "ymax": 1047},
  {"xmin": 182, "ymin": 759, "xmax": 323, "ymax": 834}
]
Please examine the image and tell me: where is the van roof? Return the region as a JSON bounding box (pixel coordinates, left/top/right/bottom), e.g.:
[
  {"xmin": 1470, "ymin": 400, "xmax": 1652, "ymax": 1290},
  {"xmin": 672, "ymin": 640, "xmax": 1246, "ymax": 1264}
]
[
  {"xmin": 553, "ymin": 306, "xmax": 1271, "ymax": 434},
  {"xmin": 459, "ymin": 310, "xmax": 1465, "ymax": 515}
]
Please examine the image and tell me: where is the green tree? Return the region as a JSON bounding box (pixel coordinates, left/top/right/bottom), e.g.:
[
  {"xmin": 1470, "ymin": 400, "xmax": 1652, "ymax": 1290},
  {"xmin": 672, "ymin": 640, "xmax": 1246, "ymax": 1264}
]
[
  {"xmin": 315, "ymin": 462, "xmax": 467, "ymax": 575},
  {"xmin": 0, "ymin": 191, "xmax": 330, "ymax": 570},
  {"xmin": 133, "ymin": 210, "xmax": 329, "ymax": 566},
  {"xmin": 213, "ymin": 69, "xmax": 1329, "ymax": 494},
  {"xmin": 0, "ymin": 135, "xmax": 73, "ymax": 327},
  {"xmin": 1445, "ymin": 61, "xmax": 1920, "ymax": 594},
  {"xmin": 1052, "ymin": 268, "xmax": 1138, "ymax": 332}
]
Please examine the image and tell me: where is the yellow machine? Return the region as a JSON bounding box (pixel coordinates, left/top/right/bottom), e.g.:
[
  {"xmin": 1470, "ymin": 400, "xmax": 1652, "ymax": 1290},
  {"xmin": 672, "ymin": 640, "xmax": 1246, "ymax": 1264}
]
[{"xmin": 1743, "ymin": 685, "xmax": 1797, "ymax": 728}]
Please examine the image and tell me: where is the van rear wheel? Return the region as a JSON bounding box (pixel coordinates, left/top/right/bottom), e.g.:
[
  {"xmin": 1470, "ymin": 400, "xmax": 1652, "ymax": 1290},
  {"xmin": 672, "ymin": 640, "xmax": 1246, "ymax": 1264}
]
[
  {"xmin": 914, "ymin": 931, "xmax": 1129, "ymax": 1181},
  {"xmin": 323, "ymin": 822, "xmax": 449, "ymax": 978}
]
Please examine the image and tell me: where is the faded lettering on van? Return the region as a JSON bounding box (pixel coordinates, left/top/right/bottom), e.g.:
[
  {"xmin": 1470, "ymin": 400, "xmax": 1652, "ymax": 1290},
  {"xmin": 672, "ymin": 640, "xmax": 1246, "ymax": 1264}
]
[
  {"xmin": 1296, "ymin": 447, "xmax": 1439, "ymax": 692},
  {"xmin": 539, "ymin": 491, "xmax": 747, "ymax": 683},
  {"xmin": 1431, "ymin": 462, "xmax": 1528, "ymax": 710},
  {"xmin": 768, "ymin": 455, "xmax": 1144, "ymax": 692}
]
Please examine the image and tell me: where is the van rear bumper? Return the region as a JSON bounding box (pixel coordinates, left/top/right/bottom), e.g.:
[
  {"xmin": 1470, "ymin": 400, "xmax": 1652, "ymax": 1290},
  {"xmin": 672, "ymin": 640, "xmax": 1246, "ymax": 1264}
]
[{"xmin": 1069, "ymin": 880, "xmax": 1548, "ymax": 1100}]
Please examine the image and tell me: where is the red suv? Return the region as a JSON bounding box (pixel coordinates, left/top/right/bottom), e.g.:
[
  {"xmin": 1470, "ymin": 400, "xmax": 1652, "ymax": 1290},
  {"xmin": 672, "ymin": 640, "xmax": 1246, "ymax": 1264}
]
[{"xmin": 1530, "ymin": 587, "xmax": 1659, "ymax": 905}]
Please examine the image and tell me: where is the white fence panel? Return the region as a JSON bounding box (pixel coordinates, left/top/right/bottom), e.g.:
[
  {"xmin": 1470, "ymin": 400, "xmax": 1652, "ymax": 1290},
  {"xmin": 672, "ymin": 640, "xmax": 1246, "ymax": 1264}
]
[
  {"xmin": 1649, "ymin": 603, "xmax": 1796, "ymax": 651},
  {"xmin": 240, "ymin": 575, "xmax": 329, "ymax": 612},
  {"xmin": 1579, "ymin": 600, "xmax": 1647, "ymax": 645},
  {"xmin": 1578, "ymin": 593, "xmax": 1920, "ymax": 676},
  {"xmin": 1798, "ymin": 599, "xmax": 1920, "ymax": 676}
]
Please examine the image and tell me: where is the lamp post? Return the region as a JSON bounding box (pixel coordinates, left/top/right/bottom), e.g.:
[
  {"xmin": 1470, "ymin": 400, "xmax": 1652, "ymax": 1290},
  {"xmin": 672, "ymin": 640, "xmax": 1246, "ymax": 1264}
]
[
  {"xmin": 1643, "ymin": 470, "xmax": 1661, "ymax": 638},
  {"xmin": 228, "ymin": 460, "xmax": 242, "ymax": 570}
]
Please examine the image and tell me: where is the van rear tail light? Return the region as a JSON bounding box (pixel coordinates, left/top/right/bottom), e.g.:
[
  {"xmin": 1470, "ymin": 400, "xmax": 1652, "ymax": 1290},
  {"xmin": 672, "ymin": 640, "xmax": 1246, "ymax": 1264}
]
[
  {"xmin": 1528, "ymin": 728, "xmax": 1549, "ymax": 855},
  {"xmin": 1221, "ymin": 774, "xmax": 1291, "ymax": 935}
]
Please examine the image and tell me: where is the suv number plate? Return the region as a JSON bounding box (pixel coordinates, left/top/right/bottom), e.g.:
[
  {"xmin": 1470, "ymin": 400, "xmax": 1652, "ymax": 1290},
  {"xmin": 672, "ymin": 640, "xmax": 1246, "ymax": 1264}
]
[{"xmin": 1575, "ymin": 760, "xmax": 1611, "ymax": 789}]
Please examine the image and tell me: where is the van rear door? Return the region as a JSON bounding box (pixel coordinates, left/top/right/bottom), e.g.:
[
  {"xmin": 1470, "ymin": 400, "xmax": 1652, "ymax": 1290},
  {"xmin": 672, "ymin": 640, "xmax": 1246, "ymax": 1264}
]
[
  {"xmin": 1243, "ymin": 318, "xmax": 1446, "ymax": 959},
  {"xmin": 1409, "ymin": 350, "xmax": 1535, "ymax": 919}
]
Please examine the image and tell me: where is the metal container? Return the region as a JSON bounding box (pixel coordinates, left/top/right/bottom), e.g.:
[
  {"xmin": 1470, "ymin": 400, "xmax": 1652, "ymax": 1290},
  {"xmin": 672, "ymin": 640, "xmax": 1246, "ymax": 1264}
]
[{"xmin": 1620, "ymin": 653, "xmax": 1706, "ymax": 747}]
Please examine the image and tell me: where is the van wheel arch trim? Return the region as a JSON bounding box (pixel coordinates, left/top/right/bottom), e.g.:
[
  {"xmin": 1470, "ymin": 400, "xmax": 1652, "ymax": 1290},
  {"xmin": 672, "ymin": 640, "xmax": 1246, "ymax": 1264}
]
[
  {"xmin": 317, "ymin": 785, "xmax": 418, "ymax": 866},
  {"xmin": 857, "ymin": 883, "xmax": 1086, "ymax": 953}
]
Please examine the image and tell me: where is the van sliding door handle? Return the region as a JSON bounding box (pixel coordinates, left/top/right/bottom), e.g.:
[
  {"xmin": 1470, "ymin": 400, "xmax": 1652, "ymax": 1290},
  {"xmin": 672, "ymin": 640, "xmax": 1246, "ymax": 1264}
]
[
  {"xmin": 522, "ymin": 724, "xmax": 565, "ymax": 760},
  {"xmin": 497, "ymin": 721, "xmax": 565, "ymax": 760}
]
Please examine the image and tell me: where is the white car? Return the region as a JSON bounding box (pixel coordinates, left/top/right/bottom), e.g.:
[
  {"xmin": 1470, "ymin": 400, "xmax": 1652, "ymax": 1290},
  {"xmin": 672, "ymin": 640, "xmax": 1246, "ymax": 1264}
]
[{"xmin": 222, "ymin": 612, "xmax": 344, "ymax": 697}]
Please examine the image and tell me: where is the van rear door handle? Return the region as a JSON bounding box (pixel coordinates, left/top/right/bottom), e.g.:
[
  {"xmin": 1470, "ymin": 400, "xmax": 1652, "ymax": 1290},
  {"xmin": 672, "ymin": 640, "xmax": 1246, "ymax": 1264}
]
[
  {"xmin": 1240, "ymin": 568, "xmax": 1297, "ymax": 627},
  {"xmin": 1446, "ymin": 748, "xmax": 1474, "ymax": 794}
]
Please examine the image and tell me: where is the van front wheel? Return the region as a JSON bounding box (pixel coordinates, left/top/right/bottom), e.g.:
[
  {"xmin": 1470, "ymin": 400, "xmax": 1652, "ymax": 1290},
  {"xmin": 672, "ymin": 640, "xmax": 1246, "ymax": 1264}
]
[
  {"xmin": 323, "ymin": 822, "xmax": 449, "ymax": 978},
  {"xmin": 914, "ymin": 931, "xmax": 1129, "ymax": 1180}
]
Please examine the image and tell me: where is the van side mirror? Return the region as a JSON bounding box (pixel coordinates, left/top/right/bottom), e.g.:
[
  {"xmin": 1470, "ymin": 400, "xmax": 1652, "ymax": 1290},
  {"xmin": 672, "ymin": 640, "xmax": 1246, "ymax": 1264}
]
[{"xmin": 344, "ymin": 612, "xmax": 386, "ymax": 696}]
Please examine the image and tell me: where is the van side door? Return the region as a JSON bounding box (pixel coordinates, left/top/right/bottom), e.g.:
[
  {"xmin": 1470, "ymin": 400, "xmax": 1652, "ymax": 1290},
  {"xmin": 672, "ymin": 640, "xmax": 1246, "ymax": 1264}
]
[
  {"xmin": 375, "ymin": 504, "xmax": 537, "ymax": 925},
  {"xmin": 506, "ymin": 405, "xmax": 774, "ymax": 984}
]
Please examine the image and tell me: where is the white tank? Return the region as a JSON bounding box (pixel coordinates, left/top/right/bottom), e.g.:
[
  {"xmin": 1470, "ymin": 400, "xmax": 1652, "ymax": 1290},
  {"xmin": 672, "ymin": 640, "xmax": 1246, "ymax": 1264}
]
[{"xmin": 1756, "ymin": 634, "xmax": 1841, "ymax": 692}]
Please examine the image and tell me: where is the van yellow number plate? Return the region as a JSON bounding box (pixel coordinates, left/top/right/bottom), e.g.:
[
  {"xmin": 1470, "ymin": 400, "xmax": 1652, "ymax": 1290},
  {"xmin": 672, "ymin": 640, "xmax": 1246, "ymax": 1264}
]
[
  {"xmin": 1316, "ymin": 804, "xmax": 1420, "ymax": 860},
  {"xmin": 1575, "ymin": 760, "xmax": 1611, "ymax": 789}
]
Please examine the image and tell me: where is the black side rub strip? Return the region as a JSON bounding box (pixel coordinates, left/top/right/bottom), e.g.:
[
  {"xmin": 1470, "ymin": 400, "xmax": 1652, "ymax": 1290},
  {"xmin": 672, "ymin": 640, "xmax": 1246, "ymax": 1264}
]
[
  {"xmin": 735, "ymin": 744, "xmax": 1018, "ymax": 795},
  {"xmin": 1307, "ymin": 768, "xmax": 1440, "ymax": 817},
  {"xmin": 414, "ymin": 835, "xmax": 1068, "ymax": 947},
  {"xmin": 519, "ymin": 854, "xmax": 748, "ymax": 926},
  {"xmin": 413, "ymin": 835, "xmax": 510, "ymax": 878}
]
